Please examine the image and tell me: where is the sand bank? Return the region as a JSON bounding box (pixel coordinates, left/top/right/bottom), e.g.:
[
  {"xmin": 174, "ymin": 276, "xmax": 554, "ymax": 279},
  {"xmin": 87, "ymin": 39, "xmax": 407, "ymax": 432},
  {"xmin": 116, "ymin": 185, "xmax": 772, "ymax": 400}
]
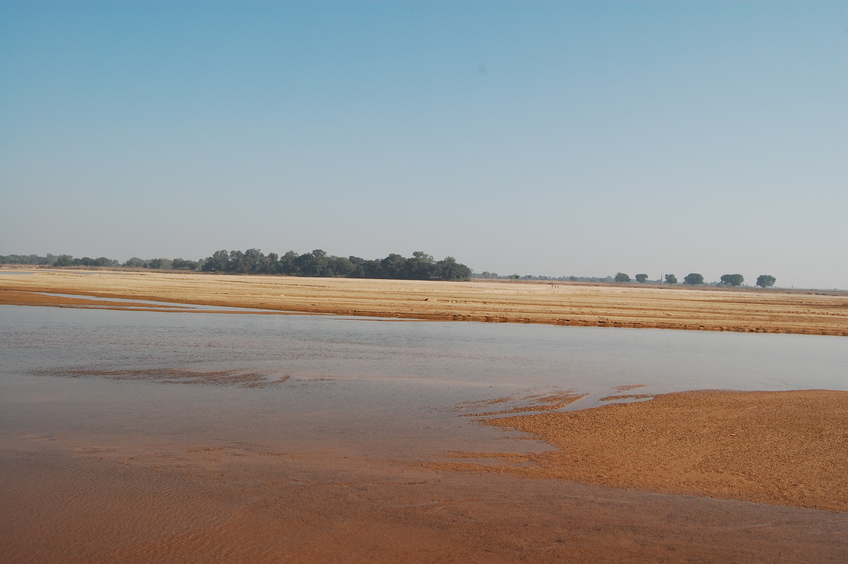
[
  {"xmin": 2, "ymin": 269, "xmax": 846, "ymax": 336},
  {"xmin": 437, "ymin": 390, "xmax": 848, "ymax": 512},
  {"xmin": 3, "ymin": 435, "xmax": 846, "ymax": 564}
]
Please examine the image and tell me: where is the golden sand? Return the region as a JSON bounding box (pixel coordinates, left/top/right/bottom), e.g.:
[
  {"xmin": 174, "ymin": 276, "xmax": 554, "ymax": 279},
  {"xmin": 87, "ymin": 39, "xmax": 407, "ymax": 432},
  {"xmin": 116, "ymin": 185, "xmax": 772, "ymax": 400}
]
[
  {"xmin": 1, "ymin": 268, "xmax": 847, "ymax": 336},
  {"xmin": 435, "ymin": 390, "xmax": 848, "ymax": 512}
]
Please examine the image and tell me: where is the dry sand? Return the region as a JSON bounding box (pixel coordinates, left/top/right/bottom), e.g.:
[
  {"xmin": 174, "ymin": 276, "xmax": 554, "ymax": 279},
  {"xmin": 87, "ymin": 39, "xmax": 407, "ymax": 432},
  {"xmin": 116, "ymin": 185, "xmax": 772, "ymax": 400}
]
[
  {"xmin": 1, "ymin": 268, "xmax": 847, "ymax": 335},
  {"xmin": 437, "ymin": 390, "xmax": 848, "ymax": 512}
]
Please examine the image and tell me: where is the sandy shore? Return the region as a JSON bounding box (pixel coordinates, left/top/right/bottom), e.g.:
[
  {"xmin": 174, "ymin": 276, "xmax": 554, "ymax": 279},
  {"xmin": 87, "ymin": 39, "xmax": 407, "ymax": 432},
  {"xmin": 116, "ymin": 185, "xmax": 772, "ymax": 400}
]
[
  {"xmin": 1, "ymin": 279, "xmax": 846, "ymax": 560},
  {"xmin": 3, "ymin": 445, "xmax": 846, "ymax": 564},
  {"xmin": 1, "ymin": 268, "xmax": 846, "ymax": 336},
  {"xmin": 437, "ymin": 390, "xmax": 848, "ymax": 512}
]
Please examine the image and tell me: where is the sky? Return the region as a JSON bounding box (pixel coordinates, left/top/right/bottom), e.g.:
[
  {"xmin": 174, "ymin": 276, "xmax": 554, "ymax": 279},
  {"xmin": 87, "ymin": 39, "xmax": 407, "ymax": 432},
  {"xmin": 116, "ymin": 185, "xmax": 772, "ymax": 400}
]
[{"xmin": 1, "ymin": 1, "xmax": 846, "ymax": 289}]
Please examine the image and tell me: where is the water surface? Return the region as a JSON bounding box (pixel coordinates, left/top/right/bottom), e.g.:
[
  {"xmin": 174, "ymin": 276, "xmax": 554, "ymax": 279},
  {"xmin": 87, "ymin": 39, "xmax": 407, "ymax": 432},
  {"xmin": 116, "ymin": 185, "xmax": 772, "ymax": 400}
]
[{"xmin": 2, "ymin": 304, "xmax": 846, "ymax": 563}]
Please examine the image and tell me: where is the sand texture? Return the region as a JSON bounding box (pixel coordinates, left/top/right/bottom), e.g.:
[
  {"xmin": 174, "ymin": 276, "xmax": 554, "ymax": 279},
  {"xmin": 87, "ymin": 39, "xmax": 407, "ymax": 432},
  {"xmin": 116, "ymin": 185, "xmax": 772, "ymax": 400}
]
[
  {"xmin": 437, "ymin": 390, "xmax": 848, "ymax": 512},
  {"xmin": 2, "ymin": 269, "xmax": 847, "ymax": 335},
  {"xmin": 3, "ymin": 437, "xmax": 847, "ymax": 564}
]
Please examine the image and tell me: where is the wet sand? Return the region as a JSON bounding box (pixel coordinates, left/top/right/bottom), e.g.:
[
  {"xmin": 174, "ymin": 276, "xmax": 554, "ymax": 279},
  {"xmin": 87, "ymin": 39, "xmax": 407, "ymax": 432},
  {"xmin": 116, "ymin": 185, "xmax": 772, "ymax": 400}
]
[
  {"xmin": 1, "ymin": 388, "xmax": 846, "ymax": 563},
  {"xmin": 1, "ymin": 268, "xmax": 847, "ymax": 335},
  {"xmin": 2, "ymin": 434, "xmax": 846, "ymax": 564},
  {"xmin": 439, "ymin": 390, "xmax": 848, "ymax": 512}
]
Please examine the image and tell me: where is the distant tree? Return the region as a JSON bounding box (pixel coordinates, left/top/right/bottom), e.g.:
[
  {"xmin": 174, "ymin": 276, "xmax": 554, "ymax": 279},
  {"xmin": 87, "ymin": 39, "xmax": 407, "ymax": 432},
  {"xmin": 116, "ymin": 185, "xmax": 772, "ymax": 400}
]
[
  {"xmin": 124, "ymin": 257, "xmax": 147, "ymax": 268},
  {"xmin": 202, "ymin": 250, "xmax": 230, "ymax": 272},
  {"xmin": 436, "ymin": 256, "xmax": 471, "ymax": 280},
  {"xmin": 55, "ymin": 254, "xmax": 73, "ymax": 267},
  {"xmin": 243, "ymin": 248, "xmax": 265, "ymax": 273},
  {"xmin": 720, "ymin": 274, "xmax": 744, "ymax": 287},
  {"xmin": 228, "ymin": 250, "xmax": 246, "ymax": 273},
  {"xmin": 683, "ymin": 273, "xmax": 704, "ymax": 285},
  {"xmin": 265, "ymin": 252, "xmax": 279, "ymax": 274},
  {"xmin": 381, "ymin": 253, "xmax": 407, "ymax": 279},
  {"xmin": 635, "ymin": 273, "xmax": 648, "ymax": 283},
  {"xmin": 293, "ymin": 249, "xmax": 330, "ymax": 277},
  {"xmin": 275, "ymin": 251, "xmax": 298, "ymax": 275},
  {"xmin": 147, "ymin": 258, "xmax": 171, "ymax": 270},
  {"xmin": 756, "ymin": 274, "xmax": 776, "ymax": 288},
  {"xmin": 328, "ymin": 256, "xmax": 355, "ymax": 277},
  {"xmin": 664, "ymin": 274, "xmax": 677, "ymax": 284},
  {"xmin": 614, "ymin": 272, "xmax": 631, "ymax": 283},
  {"xmin": 406, "ymin": 251, "xmax": 435, "ymax": 280},
  {"xmin": 172, "ymin": 258, "xmax": 199, "ymax": 270},
  {"xmin": 0, "ymin": 254, "xmax": 56, "ymax": 265},
  {"xmin": 508, "ymin": 274, "xmax": 520, "ymax": 280}
]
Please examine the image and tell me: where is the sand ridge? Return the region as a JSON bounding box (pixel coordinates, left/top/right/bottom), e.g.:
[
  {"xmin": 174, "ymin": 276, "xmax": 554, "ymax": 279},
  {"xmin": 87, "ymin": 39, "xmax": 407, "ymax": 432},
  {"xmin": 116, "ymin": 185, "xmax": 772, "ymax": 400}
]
[
  {"xmin": 434, "ymin": 389, "xmax": 848, "ymax": 512},
  {"xmin": 1, "ymin": 268, "xmax": 847, "ymax": 336}
]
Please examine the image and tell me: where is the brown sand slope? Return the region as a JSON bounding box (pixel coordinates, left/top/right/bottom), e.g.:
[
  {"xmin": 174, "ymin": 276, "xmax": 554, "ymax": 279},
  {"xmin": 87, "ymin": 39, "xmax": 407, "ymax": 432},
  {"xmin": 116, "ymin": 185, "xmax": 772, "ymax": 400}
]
[
  {"xmin": 1, "ymin": 269, "xmax": 847, "ymax": 335},
  {"xmin": 437, "ymin": 390, "xmax": 848, "ymax": 512}
]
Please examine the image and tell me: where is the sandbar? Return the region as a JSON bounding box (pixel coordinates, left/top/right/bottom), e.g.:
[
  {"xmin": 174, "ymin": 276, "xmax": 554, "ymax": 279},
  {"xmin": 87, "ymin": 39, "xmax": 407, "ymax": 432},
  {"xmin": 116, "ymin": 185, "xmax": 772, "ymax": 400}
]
[
  {"xmin": 1, "ymin": 268, "xmax": 846, "ymax": 336},
  {"xmin": 436, "ymin": 389, "xmax": 848, "ymax": 512}
]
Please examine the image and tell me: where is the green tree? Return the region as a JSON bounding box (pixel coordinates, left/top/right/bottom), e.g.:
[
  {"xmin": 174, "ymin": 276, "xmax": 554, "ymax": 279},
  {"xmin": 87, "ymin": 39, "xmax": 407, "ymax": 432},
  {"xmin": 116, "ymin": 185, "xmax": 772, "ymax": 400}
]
[
  {"xmin": 664, "ymin": 274, "xmax": 677, "ymax": 284},
  {"xmin": 614, "ymin": 272, "xmax": 631, "ymax": 283},
  {"xmin": 406, "ymin": 251, "xmax": 435, "ymax": 280},
  {"xmin": 293, "ymin": 249, "xmax": 330, "ymax": 277},
  {"xmin": 265, "ymin": 252, "xmax": 279, "ymax": 274},
  {"xmin": 228, "ymin": 250, "xmax": 246, "ymax": 273},
  {"xmin": 380, "ymin": 253, "xmax": 407, "ymax": 278},
  {"xmin": 328, "ymin": 256, "xmax": 355, "ymax": 277},
  {"xmin": 147, "ymin": 258, "xmax": 171, "ymax": 270},
  {"xmin": 635, "ymin": 273, "xmax": 648, "ymax": 283},
  {"xmin": 55, "ymin": 254, "xmax": 73, "ymax": 266},
  {"xmin": 124, "ymin": 257, "xmax": 147, "ymax": 268},
  {"xmin": 683, "ymin": 273, "xmax": 704, "ymax": 285},
  {"xmin": 202, "ymin": 250, "xmax": 229, "ymax": 272},
  {"xmin": 756, "ymin": 274, "xmax": 776, "ymax": 288},
  {"xmin": 436, "ymin": 256, "xmax": 471, "ymax": 280},
  {"xmin": 720, "ymin": 274, "xmax": 744, "ymax": 287},
  {"xmin": 275, "ymin": 251, "xmax": 298, "ymax": 274},
  {"xmin": 243, "ymin": 248, "xmax": 265, "ymax": 273}
]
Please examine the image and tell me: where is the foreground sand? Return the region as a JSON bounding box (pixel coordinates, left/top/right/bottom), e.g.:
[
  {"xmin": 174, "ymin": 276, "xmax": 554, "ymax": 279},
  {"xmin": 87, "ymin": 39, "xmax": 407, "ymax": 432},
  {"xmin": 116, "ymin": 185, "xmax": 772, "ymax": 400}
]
[
  {"xmin": 3, "ymin": 446, "xmax": 846, "ymax": 564},
  {"xmin": 438, "ymin": 390, "xmax": 848, "ymax": 512},
  {"xmin": 2, "ymin": 389, "xmax": 846, "ymax": 563},
  {"xmin": 1, "ymin": 268, "xmax": 847, "ymax": 335}
]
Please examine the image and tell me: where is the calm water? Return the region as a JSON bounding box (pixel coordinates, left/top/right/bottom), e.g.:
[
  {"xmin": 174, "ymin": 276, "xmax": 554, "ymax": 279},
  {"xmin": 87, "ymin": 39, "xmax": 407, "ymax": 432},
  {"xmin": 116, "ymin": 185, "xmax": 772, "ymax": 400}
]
[{"xmin": 1, "ymin": 304, "xmax": 846, "ymax": 461}]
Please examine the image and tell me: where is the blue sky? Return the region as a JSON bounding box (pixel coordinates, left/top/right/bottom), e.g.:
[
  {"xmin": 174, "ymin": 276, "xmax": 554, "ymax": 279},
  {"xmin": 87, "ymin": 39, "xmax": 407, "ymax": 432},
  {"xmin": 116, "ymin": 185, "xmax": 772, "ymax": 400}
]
[{"xmin": 1, "ymin": 1, "xmax": 846, "ymax": 288}]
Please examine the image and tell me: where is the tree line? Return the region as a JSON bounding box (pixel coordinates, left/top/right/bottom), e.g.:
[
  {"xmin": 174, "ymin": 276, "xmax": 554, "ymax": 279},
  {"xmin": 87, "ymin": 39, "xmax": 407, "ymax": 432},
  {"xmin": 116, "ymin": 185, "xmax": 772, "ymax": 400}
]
[
  {"xmin": 0, "ymin": 254, "xmax": 120, "ymax": 267},
  {"xmin": 0, "ymin": 253, "xmax": 778, "ymax": 287},
  {"xmin": 200, "ymin": 249, "xmax": 471, "ymax": 280},
  {"xmin": 0, "ymin": 250, "xmax": 473, "ymax": 281},
  {"xmin": 613, "ymin": 272, "xmax": 776, "ymax": 288}
]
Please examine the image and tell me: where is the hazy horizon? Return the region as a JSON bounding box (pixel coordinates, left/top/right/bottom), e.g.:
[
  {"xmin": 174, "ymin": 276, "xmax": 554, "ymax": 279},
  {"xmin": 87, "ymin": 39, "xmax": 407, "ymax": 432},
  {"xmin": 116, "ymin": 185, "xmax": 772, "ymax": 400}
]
[
  {"xmin": 2, "ymin": 1, "xmax": 846, "ymax": 289},
  {"xmin": 0, "ymin": 248, "xmax": 832, "ymax": 290}
]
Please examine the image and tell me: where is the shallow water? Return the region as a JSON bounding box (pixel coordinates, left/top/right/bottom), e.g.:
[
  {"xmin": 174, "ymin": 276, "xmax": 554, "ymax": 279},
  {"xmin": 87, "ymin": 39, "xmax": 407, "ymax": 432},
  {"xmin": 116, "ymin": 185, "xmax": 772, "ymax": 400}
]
[
  {"xmin": 2, "ymin": 304, "xmax": 847, "ymax": 456},
  {"xmin": 1, "ymin": 304, "xmax": 847, "ymax": 562}
]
